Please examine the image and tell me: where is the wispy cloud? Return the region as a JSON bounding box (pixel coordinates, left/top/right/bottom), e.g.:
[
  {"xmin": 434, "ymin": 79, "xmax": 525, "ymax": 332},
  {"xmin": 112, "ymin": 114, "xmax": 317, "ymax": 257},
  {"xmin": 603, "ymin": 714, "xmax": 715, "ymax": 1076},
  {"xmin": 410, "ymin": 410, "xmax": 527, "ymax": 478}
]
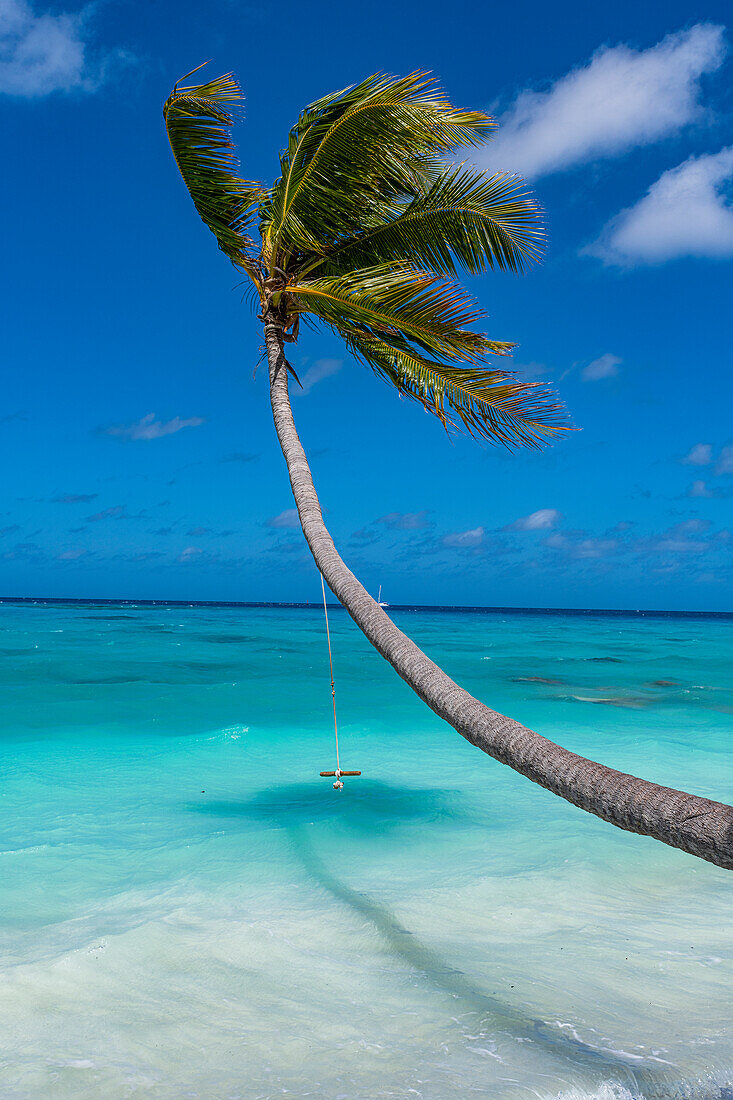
[
  {"xmin": 57, "ymin": 548, "xmax": 87, "ymax": 561},
  {"xmin": 540, "ymin": 520, "xmax": 728, "ymax": 570},
  {"xmin": 377, "ymin": 510, "xmax": 431, "ymax": 531},
  {"xmin": 510, "ymin": 508, "xmax": 561, "ymax": 531},
  {"xmin": 717, "ymin": 445, "xmax": 733, "ymax": 475},
  {"xmin": 0, "ymin": 0, "xmax": 125, "ymax": 97},
  {"xmin": 587, "ymin": 147, "xmax": 733, "ymax": 265},
  {"xmin": 679, "ymin": 442, "xmax": 733, "ymax": 477},
  {"xmin": 642, "ymin": 520, "xmax": 713, "ymax": 556},
  {"xmin": 650, "ymin": 536, "xmax": 709, "ymax": 554},
  {"xmin": 581, "ymin": 353, "xmax": 621, "ymax": 382},
  {"xmin": 688, "ymin": 479, "xmax": 714, "ymax": 498},
  {"xmin": 573, "ymin": 537, "xmax": 619, "ymax": 559},
  {"xmin": 177, "ymin": 546, "xmax": 204, "ymax": 563},
  {"xmin": 103, "ymin": 413, "xmax": 205, "ymax": 441},
  {"xmin": 478, "ymin": 24, "xmax": 725, "ymax": 179},
  {"xmin": 265, "ymin": 509, "xmax": 299, "ymax": 529},
  {"xmin": 296, "ymin": 358, "xmax": 343, "ymax": 396},
  {"xmin": 683, "ymin": 443, "xmax": 713, "ymax": 466},
  {"xmin": 677, "ymin": 519, "xmax": 710, "ymax": 533},
  {"xmin": 544, "ymin": 532, "xmax": 620, "ymax": 560},
  {"xmin": 442, "ymin": 526, "xmax": 484, "ymax": 549}
]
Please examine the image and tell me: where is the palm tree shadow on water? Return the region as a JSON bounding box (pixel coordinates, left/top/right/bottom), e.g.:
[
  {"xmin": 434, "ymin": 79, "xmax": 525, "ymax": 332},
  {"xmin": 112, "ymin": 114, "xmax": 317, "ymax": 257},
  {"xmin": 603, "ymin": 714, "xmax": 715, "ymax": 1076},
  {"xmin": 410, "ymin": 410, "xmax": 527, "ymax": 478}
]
[{"xmin": 194, "ymin": 779, "xmax": 701, "ymax": 1100}]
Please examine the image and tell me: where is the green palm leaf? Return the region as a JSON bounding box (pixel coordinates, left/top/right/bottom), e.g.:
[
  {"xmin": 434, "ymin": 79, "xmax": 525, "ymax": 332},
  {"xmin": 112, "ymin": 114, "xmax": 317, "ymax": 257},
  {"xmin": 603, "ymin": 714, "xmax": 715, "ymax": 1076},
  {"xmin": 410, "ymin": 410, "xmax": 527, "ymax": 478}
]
[
  {"xmin": 163, "ymin": 67, "xmax": 265, "ymax": 279},
  {"xmin": 291, "ymin": 263, "xmax": 489, "ymax": 362},
  {"xmin": 164, "ymin": 69, "xmax": 569, "ymax": 449},
  {"xmin": 343, "ymin": 331, "xmax": 564, "ymax": 446},
  {"xmin": 261, "ymin": 72, "xmax": 493, "ymax": 261},
  {"xmin": 303, "ymin": 166, "xmax": 544, "ymax": 279}
]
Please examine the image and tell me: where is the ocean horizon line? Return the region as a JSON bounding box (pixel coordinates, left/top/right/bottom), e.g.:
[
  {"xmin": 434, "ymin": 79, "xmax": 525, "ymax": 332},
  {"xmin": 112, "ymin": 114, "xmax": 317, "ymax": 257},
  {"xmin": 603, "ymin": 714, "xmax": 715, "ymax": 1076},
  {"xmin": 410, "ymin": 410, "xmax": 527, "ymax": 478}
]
[{"xmin": 1, "ymin": 595, "xmax": 731, "ymax": 619}]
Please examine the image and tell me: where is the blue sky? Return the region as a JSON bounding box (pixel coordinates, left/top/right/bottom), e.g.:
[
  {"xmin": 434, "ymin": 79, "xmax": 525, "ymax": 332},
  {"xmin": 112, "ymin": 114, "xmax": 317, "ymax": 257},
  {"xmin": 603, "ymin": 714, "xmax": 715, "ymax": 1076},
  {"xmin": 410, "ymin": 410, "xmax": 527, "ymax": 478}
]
[{"xmin": 1, "ymin": 0, "xmax": 732, "ymax": 610}]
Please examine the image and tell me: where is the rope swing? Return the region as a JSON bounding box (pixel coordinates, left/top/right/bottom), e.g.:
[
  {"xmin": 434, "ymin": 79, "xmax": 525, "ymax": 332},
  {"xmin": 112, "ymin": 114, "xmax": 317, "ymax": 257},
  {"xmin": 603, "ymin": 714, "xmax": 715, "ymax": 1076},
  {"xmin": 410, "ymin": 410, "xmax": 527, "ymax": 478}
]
[{"xmin": 318, "ymin": 573, "xmax": 361, "ymax": 790}]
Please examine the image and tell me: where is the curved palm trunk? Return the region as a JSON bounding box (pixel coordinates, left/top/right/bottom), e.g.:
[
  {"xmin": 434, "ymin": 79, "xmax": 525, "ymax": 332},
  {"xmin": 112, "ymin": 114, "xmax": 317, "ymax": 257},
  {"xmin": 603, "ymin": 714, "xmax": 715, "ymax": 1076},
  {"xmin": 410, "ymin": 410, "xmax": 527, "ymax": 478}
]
[{"xmin": 265, "ymin": 319, "xmax": 733, "ymax": 871}]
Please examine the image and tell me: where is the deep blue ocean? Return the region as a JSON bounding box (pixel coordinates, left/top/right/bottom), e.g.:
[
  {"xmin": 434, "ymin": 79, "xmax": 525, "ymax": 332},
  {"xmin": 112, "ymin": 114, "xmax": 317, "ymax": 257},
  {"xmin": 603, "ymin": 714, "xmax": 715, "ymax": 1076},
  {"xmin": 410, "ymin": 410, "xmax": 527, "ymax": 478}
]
[{"xmin": 0, "ymin": 599, "xmax": 731, "ymax": 1099}]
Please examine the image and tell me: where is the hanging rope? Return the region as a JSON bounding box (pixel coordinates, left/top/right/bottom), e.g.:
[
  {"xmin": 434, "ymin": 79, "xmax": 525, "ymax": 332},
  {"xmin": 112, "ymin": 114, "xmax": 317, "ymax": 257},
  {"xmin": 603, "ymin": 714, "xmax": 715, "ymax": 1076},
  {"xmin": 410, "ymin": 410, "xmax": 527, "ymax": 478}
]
[
  {"xmin": 319, "ymin": 574, "xmax": 361, "ymax": 788},
  {"xmin": 321, "ymin": 572, "xmax": 341, "ymax": 781}
]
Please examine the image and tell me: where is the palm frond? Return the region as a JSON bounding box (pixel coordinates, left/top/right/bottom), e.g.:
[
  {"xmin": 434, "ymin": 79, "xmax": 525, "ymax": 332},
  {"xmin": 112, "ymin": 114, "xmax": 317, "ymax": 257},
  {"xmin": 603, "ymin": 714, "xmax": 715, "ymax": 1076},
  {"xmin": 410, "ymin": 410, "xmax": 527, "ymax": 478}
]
[
  {"xmin": 342, "ymin": 330, "xmax": 567, "ymax": 446},
  {"xmin": 261, "ymin": 72, "xmax": 494, "ymax": 259},
  {"xmin": 290, "ymin": 263, "xmax": 490, "ymax": 363},
  {"xmin": 304, "ymin": 166, "xmax": 544, "ymax": 279},
  {"xmin": 163, "ymin": 68, "xmax": 265, "ymax": 280},
  {"xmin": 162, "ymin": 66, "xmax": 568, "ymax": 450}
]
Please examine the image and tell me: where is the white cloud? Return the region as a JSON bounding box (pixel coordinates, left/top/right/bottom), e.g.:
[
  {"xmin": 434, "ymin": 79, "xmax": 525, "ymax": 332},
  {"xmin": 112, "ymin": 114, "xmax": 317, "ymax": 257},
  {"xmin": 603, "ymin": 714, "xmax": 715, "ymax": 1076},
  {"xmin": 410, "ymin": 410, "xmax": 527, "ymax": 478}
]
[
  {"xmin": 266, "ymin": 509, "xmax": 299, "ymax": 529},
  {"xmin": 442, "ymin": 526, "xmax": 484, "ymax": 548},
  {"xmin": 688, "ymin": 479, "xmax": 714, "ymax": 498},
  {"xmin": 652, "ymin": 537, "xmax": 708, "ymax": 554},
  {"xmin": 574, "ymin": 537, "xmax": 618, "ymax": 559},
  {"xmin": 582, "ymin": 353, "xmax": 621, "ymax": 381},
  {"xmin": 177, "ymin": 546, "xmax": 203, "ymax": 563},
  {"xmin": 683, "ymin": 442, "xmax": 713, "ymax": 465},
  {"xmin": 676, "ymin": 518, "xmax": 709, "ymax": 533},
  {"xmin": 717, "ymin": 444, "xmax": 733, "ymax": 475},
  {"xmin": 647, "ymin": 521, "xmax": 712, "ymax": 554},
  {"xmin": 104, "ymin": 413, "xmax": 205, "ymax": 441},
  {"xmin": 542, "ymin": 529, "xmax": 620, "ymax": 560},
  {"xmin": 511, "ymin": 508, "xmax": 561, "ymax": 531},
  {"xmin": 0, "ymin": 0, "xmax": 119, "ymax": 97},
  {"xmin": 296, "ymin": 358, "xmax": 342, "ymax": 396},
  {"xmin": 478, "ymin": 24, "xmax": 725, "ymax": 179},
  {"xmin": 588, "ymin": 147, "xmax": 733, "ymax": 265}
]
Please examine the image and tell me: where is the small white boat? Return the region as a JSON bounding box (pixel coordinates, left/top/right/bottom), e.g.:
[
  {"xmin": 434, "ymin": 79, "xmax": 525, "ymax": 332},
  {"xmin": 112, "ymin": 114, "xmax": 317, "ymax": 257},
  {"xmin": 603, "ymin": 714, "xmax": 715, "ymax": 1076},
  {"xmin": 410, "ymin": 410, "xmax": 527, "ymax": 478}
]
[{"xmin": 377, "ymin": 585, "xmax": 389, "ymax": 608}]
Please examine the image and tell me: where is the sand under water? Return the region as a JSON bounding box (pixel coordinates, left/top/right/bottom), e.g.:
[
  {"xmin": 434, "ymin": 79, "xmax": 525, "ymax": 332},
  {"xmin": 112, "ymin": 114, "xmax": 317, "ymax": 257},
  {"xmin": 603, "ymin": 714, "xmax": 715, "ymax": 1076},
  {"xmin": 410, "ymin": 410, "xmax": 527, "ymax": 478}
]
[{"xmin": 0, "ymin": 600, "xmax": 731, "ymax": 1098}]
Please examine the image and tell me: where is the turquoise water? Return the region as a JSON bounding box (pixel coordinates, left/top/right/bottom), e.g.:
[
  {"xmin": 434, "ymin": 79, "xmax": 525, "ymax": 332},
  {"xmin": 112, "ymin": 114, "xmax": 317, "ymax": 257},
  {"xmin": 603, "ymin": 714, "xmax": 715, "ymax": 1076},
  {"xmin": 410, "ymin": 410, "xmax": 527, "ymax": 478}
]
[{"xmin": 1, "ymin": 600, "xmax": 731, "ymax": 1099}]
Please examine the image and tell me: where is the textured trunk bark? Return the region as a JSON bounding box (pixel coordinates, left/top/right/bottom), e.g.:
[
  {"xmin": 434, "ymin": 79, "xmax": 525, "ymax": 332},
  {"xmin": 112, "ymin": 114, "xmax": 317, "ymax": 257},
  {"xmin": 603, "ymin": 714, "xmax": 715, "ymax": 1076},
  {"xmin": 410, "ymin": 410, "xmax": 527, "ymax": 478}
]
[{"xmin": 265, "ymin": 318, "xmax": 733, "ymax": 871}]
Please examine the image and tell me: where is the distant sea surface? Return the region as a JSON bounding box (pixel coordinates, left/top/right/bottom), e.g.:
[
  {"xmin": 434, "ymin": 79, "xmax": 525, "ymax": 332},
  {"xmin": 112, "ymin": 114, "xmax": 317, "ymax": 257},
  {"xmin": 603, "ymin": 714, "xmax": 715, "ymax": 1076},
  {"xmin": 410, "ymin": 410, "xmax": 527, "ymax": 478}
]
[{"xmin": 1, "ymin": 599, "xmax": 731, "ymax": 1099}]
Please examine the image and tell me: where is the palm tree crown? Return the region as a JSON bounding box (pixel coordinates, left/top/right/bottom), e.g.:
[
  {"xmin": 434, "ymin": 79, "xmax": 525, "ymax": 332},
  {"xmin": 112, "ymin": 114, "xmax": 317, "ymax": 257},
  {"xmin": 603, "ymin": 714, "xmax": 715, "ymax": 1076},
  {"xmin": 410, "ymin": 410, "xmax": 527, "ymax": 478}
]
[{"xmin": 164, "ymin": 66, "xmax": 567, "ymax": 447}]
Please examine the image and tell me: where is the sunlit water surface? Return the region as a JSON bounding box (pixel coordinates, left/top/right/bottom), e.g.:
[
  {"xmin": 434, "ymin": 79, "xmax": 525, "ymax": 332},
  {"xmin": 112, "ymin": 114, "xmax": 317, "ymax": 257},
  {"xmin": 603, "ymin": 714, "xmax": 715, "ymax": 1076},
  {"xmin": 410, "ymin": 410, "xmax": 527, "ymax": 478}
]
[{"xmin": 0, "ymin": 600, "xmax": 731, "ymax": 1099}]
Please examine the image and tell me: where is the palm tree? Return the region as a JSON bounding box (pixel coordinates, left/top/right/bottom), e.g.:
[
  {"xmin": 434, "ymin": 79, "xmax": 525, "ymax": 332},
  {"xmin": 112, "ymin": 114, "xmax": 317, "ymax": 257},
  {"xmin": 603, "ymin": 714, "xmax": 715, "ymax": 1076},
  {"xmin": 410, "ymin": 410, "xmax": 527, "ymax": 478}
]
[{"xmin": 163, "ymin": 67, "xmax": 732, "ymax": 871}]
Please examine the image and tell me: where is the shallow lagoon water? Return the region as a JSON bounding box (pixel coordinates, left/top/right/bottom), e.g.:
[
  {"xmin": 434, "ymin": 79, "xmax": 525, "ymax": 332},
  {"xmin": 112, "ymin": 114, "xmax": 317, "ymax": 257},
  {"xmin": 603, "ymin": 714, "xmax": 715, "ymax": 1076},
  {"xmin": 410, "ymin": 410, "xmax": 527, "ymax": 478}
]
[{"xmin": 0, "ymin": 601, "xmax": 731, "ymax": 1098}]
